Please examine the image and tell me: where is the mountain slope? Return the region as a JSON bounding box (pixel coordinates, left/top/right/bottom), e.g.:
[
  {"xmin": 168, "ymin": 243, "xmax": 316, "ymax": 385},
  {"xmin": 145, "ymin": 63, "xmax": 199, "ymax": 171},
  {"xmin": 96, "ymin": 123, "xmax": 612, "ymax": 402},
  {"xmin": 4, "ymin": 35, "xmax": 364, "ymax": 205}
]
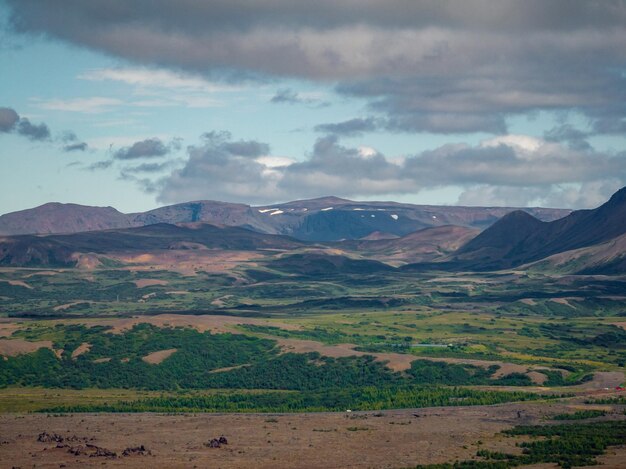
[
  {"xmin": 528, "ymin": 232, "xmax": 626, "ymax": 275},
  {"xmin": 455, "ymin": 186, "xmax": 626, "ymax": 270}
]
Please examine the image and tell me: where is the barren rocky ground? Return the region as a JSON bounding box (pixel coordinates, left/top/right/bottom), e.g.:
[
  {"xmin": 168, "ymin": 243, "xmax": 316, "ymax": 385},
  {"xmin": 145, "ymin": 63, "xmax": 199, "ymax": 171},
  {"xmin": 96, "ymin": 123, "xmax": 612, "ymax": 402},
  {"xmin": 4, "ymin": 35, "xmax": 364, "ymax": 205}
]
[{"xmin": 1, "ymin": 399, "xmax": 625, "ymax": 468}]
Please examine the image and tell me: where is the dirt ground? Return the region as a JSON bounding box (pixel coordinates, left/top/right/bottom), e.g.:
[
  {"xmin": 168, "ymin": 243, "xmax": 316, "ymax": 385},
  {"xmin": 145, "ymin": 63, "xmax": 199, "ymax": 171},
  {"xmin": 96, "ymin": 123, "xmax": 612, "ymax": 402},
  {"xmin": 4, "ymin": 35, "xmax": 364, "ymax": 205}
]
[
  {"xmin": 1, "ymin": 401, "xmax": 625, "ymax": 469},
  {"xmin": 133, "ymin": 279, "xmax": 169, "ymax": 288},
  {"xmin": 71, "ymin": 342, "xmax": 91, "ymax": 359},
  {"xmin": 142, "ymin": 348, "xmax": 177, "ymax": 364},
  {"xmin": 113, "ymin": 250, "xmax": 260, "ymax": 275},
  {"xmin": 0, "ymin": 338, "xmax": 54, "ymax": 356}
]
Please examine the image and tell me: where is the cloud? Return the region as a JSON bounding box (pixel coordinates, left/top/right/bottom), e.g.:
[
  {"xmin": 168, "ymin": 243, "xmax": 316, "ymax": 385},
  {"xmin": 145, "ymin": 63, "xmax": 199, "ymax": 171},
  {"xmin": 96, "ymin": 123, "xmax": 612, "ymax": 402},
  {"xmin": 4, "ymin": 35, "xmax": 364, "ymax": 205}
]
[
  {"xmin": 60, "ymin": 131, "xmax": 88, "ymax": 152},
  {"xmin": 114, "ymin": 138, "xmax": 171, "ymax": 160},
  {"xmin": 33, "ymin": 97, "xmax": 123, "ymax": 113},
  {"xmin": 33, "ymin": 94, "xmax": 222, "ymax": 112},
  {"xmin": 591, "ymin": 118, "xmax": 626, "ymax": 135},
  {"xmin": 543, "ymin": 124, "xmax": 591, "ymax": 151},
  {"xmin": 150, "ymin": 130, "xmax": 626, "ymax": 207},
  {"xmin": 79, "ymin": 67, "xmax": 234, "ymax": 108},
  {"xmin": 457, "ymin": 180, "xmax": 624, "ymax": 209},
  {"xmin": 121, "ymin": 161, "xmax": 179, "ymax": 174},
  {"xmin": 0, "ymin": 107, "xmax": 19, "ymax": 132},
  {"xmin": 7, "ymin": 1, "xmax": 626, "ymax": 133},
  {"xmin": 63, "ymin": 142, "xmax": 88, "ymax": 152},
  {"xmin": 79, "ymin": 67, "xmax": 235, "ymax": 93},
  {"xmin": 157, "ymin": 132, "xmax": 277, "ymax": 203},
  {"xmin": 0, "ymin": 106, "xmax": 50, "ymax": 141},
  {"xmin": 200, "ymin": 131, "xmax": 270, "ymax": 158},
  {"xmin": 86, "ymin": 160, "xmax": 113, "ymax": 171},
  {"xmin": 270, "ymin": 89, "xmax": 301, "ymax": 104},
  {"xmin": 270, "ymin": 88, "xmax": 328, "ymax": 107},
  {"xmin": 16, "ymin": 119, "xmax": 50, "ymax": 141},
  {"xmin": 315, "ymin": 117, "xmax": 381, "ymax": 136}
]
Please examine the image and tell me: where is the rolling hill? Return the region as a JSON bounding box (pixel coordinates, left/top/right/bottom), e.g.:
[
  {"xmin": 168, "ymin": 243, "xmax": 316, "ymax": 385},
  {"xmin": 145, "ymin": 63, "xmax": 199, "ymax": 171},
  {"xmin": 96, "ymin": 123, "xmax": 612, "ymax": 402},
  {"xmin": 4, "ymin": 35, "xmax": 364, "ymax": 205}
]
[
  {"xmin": 0, "ymin": 223, "xmax": 306, "ymax": 267},
  {"xmin": 338, "ymin": 225, "xmax": 480, "ymax": 265}
]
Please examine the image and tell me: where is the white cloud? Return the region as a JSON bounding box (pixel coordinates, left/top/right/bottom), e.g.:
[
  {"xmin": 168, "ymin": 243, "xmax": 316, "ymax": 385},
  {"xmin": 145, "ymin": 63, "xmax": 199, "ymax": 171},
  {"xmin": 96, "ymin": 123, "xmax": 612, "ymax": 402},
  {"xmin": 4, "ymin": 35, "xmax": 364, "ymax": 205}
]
[
  {"xmin": 32, "ymin": 97, "xmax": 123, "ymax": 113},
  {"xmin": 77, "ymin": 67, "xmax": 238, "ymax": 109},
  {"xmin": 151, "ymin": 132, "xmax": 626, "ymax": 207},
  {"xmin": 481, "ymin": 134, "xmax": 543, "ymax": 152},
  {"xmin": 79, "ymin": 67, "xmax": 238, "ymax": 93},
  {"xmin": 256, "ymin": 156, "xmax": 295, "ymax": 168},
  {"xmin": 457, "ymin": 180, "xmax": 624, "ymax": 208},
  {"xmin": 358, "ymin": 146, "xmax": 378, "ymax": 158}
]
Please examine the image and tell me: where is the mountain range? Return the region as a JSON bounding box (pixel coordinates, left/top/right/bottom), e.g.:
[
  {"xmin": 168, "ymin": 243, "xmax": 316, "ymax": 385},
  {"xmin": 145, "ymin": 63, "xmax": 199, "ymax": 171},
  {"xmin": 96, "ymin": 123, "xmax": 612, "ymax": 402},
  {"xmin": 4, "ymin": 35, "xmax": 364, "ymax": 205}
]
[
  {"xmin": 1, "ymin": 188, "xmax": 625, "ymax": 275},
  {"xmin": 0, "ymin": 196, "xmax": 568, "ymax": 241}
]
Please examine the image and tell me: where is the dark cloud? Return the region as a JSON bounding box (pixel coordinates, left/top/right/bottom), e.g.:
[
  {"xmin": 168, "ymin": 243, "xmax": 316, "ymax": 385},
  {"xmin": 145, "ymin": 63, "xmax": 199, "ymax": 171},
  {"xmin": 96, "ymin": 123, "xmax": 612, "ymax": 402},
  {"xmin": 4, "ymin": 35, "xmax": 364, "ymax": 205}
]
[
  {"xmin": 16, "ymin": 118, "xmax": 50, "ymax": 141},
  {"xmin": 8, "ymin": 1, "xmax": 626, "ymax": 42},
  {"xmin": 6, "ymin": 1, "xmax": 626, "ymax": 134},
  {"xmin": 0, "ymin": 106, "xmax": 50, "ymax": 140},
  {"xmin": 63, "ymin": 142, "xmax": 88, "ymax": 152},
  {"xmin": 114, "ymin": 138, "xmax": 170, "ymax": 159},
  {"xmin": 315, "ymin": 117, "xmax": 380, "ymax": 136},
  {"xmin": 60, "ymin": 130, "xmax": 88, "ymax": 152},
  {"xmin": 87, "ymin": 160, "xmax": 113, "ymax": 171},
  {"xmin": 0, "ymin": 107, "xmax": 19, "ymax": 132}
]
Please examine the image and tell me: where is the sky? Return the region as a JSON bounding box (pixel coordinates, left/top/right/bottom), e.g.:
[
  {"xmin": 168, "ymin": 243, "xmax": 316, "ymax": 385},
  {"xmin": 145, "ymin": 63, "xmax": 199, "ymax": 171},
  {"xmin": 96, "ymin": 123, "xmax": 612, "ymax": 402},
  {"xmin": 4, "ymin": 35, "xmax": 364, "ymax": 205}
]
[{"xmin": 1, "ymin": 0, "xmax": 626, "ymax": 216}]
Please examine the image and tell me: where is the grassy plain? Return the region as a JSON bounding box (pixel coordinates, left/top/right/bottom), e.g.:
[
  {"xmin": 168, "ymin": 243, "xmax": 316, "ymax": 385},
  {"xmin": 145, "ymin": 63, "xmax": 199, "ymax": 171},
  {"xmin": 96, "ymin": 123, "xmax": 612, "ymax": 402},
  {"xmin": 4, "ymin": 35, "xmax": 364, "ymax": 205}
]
[
  {"xmin": 1, "ymin": 260, "xmax": 625, "ymax": 391},
  {"xmin": 1, "ymin": 257, "xmax": 626, "ymax": 468}
]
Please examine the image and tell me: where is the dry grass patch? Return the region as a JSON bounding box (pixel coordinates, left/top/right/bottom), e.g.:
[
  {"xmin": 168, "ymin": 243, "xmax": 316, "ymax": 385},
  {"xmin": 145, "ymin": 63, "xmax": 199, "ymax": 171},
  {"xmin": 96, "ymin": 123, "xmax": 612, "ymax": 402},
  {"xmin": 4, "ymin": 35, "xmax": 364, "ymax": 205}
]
[{"xmin": 106, "ymin": 314, "xmax": 300, "ymax": 335}]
